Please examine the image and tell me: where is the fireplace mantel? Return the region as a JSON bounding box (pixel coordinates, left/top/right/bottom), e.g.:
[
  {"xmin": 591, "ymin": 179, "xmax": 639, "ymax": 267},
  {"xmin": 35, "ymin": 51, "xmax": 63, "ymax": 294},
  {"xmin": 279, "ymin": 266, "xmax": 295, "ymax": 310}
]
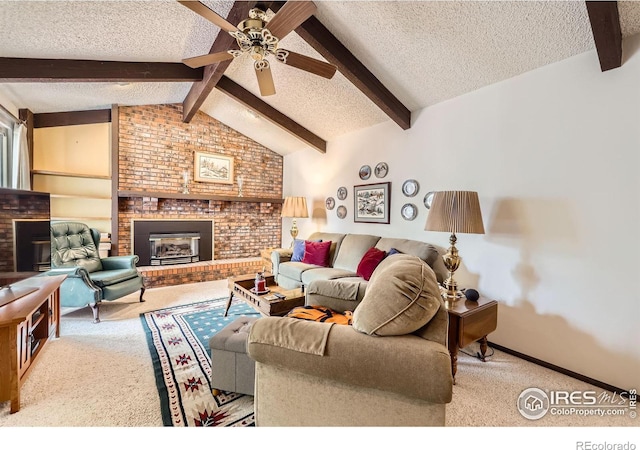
[{"xmin": 118, "ymin": 190, "xmax": 283, "ymax": 204}]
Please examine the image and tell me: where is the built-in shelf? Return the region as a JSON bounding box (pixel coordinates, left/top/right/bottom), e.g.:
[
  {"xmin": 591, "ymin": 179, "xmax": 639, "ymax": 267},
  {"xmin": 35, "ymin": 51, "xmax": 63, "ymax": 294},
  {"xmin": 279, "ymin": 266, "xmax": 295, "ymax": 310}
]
[
  {"xmin": 52, "ymin": 216, "xmax": 111, "ymax": 221},
  {"xmin": 33, "ymin": 170, "xmax": 111, "ymax": 180},
  {"xmin": 118, "ymin": 190, "xmax": 284, "ymax": 204},
  {"xmin": 50, "ymin": 194, "xmax": 112, "ymax": 200}
]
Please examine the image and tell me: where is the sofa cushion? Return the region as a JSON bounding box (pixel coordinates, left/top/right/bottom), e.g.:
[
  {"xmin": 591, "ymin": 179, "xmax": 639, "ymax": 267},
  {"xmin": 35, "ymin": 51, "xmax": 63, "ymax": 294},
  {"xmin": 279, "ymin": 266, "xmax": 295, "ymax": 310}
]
[
  {"xmin": 301, "ymin": 267, "xmax": 358, "ymax": 286},
  {"xmin": 302, "ymin": 241, "xmax": 332, "ymax": 267},
  {"xmin": 356, "ymin": 247, "xmax": 387, "ymax": 281},
  {"xmin": 307, "ymin": 232, "xmax": 347, "ymax": 267},
  {"xmin": 279, "ymin": 261, "xmax": 319, "ymax": 282},
  {"xmin": 388, "ymin": 247, "xmax": 401, "ymax": 256},
  {"xmin": 375, "ymin": 238, "xmax": 439, "ymax": 267},
  {"xmin": 352, "ymin": 254, "xmax": 441, "ymax": 336},
  {"xmin": 332, "ymin": 234, "xmax": 381, "ymax": 272},
  {"xmin": 291, "ymin": 239, "xmax": 306, "ymax": 262},
  {"xmin": 291, "ymin": 239, "xmax": 321, "ymax": 262}
]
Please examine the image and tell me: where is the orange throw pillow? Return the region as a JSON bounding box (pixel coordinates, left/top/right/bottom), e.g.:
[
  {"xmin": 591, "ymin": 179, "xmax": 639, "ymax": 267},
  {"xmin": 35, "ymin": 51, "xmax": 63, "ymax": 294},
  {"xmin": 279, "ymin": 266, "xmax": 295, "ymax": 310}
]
[{"xmin": 286, "ymin": 305, "xmax": 353, "ymax": 325}]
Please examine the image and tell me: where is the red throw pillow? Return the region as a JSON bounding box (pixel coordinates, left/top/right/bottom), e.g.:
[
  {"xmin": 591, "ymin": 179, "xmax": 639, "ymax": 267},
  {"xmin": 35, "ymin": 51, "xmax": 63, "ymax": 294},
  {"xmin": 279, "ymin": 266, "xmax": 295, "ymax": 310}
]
[
  {"xmin": 356, "ymin": 247, "xmax": 387, "ymax": 281},
  {"xmin": 302, "ymin": 240, "xmax": 332, "ymax": 267}
]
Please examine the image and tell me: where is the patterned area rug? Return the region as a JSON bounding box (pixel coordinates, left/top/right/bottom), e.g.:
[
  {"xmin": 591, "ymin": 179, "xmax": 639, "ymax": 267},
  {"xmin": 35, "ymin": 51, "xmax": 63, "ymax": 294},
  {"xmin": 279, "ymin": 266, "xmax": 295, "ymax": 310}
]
[{"xmin": 140, "ymin": 297, "xmax": 260, "ymax": 427}]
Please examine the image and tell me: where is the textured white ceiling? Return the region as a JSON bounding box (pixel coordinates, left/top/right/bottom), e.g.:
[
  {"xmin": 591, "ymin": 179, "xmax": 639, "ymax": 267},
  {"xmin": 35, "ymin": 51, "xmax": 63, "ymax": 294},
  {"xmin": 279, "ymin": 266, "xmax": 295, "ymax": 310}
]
[{"xmin": 1, "ymin": 1, "xmax": 640, "ymax": 156}]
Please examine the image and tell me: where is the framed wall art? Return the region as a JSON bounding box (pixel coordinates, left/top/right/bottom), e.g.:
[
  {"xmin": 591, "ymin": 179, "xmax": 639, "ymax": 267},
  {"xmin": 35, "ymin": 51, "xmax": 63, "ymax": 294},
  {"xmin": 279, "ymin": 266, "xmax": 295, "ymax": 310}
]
[
  {"xmin": 354, "ymin": 182, "xmax": 391, "ymax": 224},
  {"xmin": 194, "ymin": 152, "xmax": 234, "ymax": 184}
]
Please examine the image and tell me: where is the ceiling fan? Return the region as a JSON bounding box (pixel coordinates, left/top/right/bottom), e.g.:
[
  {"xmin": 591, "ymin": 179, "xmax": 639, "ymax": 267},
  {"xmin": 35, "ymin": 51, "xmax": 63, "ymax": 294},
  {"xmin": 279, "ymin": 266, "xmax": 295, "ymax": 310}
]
[{"xmin": 179, "ymin": 0, "xmax": 337, "ymax": 96}]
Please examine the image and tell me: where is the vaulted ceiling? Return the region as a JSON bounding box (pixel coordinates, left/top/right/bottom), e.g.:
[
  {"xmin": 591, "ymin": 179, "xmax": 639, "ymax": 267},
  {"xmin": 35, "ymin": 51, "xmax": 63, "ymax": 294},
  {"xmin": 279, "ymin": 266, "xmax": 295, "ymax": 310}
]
[{"xmin": 1, "ymin": 1, "xmax": 640, "ymax": 155}]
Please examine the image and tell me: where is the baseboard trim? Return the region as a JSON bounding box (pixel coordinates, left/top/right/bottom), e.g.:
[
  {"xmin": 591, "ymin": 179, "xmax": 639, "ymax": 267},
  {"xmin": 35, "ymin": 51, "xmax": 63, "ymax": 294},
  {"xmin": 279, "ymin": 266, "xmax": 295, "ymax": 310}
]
[{"xmin": 487, "ymin": 341, "xmax": 627, "ymax": 394}]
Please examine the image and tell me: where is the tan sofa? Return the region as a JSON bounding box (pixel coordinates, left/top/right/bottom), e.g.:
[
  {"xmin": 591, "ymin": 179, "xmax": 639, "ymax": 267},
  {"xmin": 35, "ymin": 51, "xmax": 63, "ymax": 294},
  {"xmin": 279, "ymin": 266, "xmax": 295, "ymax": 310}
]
[
  {"xmin": 248, "ymin": 253, "xmax": 453, "ymax": 426},
  {"xmin": 271, "ymin": 232, "xmax": 446, "ymax": 290}
]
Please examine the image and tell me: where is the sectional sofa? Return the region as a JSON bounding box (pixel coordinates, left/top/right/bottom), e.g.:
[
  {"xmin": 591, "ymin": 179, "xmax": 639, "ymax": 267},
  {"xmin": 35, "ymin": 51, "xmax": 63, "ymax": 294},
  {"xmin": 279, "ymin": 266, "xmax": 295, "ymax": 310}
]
[
  {"xmin": 271, "ymin": 231, "xmax": 447, "ymax": 292},
  {"xmin": 251, "ymin": 247, "xmax": 453, "ymax": 426}
]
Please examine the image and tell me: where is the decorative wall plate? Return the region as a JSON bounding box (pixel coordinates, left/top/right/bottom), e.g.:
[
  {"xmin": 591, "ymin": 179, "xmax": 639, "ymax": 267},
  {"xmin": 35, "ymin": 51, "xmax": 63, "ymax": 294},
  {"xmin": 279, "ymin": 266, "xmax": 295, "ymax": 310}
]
[
  {"xmin": 325, "ymin": 197, "xmax": 335, "ymax": 210},
  {"xmin": 337, "ymin": 187, "xmax": 347, "ymax": 200},
  {"xmin": 374, "ymin": 162, "xmax": 389, "ymax": 178},
  {"xmin": 424, "ymin": 191, "xmax": 435, "ymax": 209},
  {"xmin": 401, "ymin": 203, "xmax": 418, "ymax": 221},
  {"xmin": 359, "ymin": 165, "xmax": 371, "ymax": 180},
  {"xmin": 402, "ymin": 179, "xmax": 419, "ymax": 197},
  {"xmin": 337, "ymin": 205, "xmax": 347, "ymax": 219}
]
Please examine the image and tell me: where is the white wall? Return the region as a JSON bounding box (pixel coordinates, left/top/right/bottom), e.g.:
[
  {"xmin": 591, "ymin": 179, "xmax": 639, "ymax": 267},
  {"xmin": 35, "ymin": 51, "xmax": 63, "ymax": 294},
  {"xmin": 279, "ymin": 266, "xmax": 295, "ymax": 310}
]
[
  {"xmin": 283, "ymin": 36, "xmax": 640, "ymax": 390},
  {"xmin": 0, "ymin": 91, "xmax": 19, "ymax": 118}
]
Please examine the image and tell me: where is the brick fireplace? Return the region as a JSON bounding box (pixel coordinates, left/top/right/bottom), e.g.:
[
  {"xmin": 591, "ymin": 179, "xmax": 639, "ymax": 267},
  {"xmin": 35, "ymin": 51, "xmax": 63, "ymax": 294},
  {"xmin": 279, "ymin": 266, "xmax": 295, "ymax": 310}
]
[{"xmin": 117, "ymin": 104, "xmax": 283, "ymax": 287}]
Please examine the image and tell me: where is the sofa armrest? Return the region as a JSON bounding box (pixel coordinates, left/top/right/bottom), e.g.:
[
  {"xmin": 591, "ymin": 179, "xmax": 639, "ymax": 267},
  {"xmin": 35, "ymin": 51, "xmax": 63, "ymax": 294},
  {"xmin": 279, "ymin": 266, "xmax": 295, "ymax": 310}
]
[
  {"xmin": 101, "ymin": 255, "xmax": 140, "ymax": 270},
  {"xmin": 270, "ymin": 249, "xmax": 292, "ymax": 277},
  {"xmin": 248, "ymin": 316, "xmax": 453, "ymax": 404},
  {"xmin": 305, "ymin": 279, "xmax": 366, "ymax": 313},
  {"xmin": 44, "ymin": 267, "xmax": 95, "ymax": 285}
]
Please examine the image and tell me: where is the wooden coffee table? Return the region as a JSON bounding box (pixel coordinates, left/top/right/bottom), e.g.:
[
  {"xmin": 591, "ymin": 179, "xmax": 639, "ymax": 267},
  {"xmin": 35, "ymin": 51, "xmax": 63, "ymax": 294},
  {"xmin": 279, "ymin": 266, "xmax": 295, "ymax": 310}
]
[{"xmin": 224, "ymin": 273, "xmax": 305, "ymax": 317}]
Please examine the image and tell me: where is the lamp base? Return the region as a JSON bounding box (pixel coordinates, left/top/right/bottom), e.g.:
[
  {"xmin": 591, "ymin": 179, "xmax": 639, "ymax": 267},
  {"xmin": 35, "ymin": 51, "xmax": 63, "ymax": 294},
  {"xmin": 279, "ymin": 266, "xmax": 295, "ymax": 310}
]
[
  {"xmin": 440, "ymin": 285, "xmax": 464, "ymax": 309},
  {"xmin": 289, "ymin": 219, "xmax": 299, "ymax": 248}
]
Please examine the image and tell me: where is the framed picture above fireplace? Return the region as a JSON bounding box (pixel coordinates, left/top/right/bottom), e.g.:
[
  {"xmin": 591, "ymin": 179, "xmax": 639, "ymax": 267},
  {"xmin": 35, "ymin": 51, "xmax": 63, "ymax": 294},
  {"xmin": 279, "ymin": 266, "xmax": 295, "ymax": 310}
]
[{"xmin": 194, "ymin": 152, "xmax": 234, "ymax": 184}]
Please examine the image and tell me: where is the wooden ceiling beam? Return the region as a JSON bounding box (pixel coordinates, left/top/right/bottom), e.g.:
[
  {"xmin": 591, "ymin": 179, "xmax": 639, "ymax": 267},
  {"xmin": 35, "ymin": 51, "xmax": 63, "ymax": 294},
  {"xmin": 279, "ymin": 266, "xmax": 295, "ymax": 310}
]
[
  {"xmin": 585, "ymin": 1, "xmax": 622, "ymax": 71},
  {"xmin": 0, "ymin": 57, "xmax": 203, "ymax": 82},
  {"xmin": 295, "ymin": 15, "xmax": 412, "ymax": 130},
  {"xmin": 215, "ymin": 76, "xmax": 326, "ymax": 153},
  {"xmin": 182, "ymin": 1, "xmax": 257, "ymax": 122}
]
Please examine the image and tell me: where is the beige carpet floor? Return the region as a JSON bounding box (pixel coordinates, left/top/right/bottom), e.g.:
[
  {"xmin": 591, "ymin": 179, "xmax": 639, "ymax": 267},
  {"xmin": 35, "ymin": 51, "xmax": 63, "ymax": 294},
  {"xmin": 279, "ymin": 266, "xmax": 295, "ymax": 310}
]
[{"xmin": 0, "ymin": 280, "xmax": 635, "ymax": 446}]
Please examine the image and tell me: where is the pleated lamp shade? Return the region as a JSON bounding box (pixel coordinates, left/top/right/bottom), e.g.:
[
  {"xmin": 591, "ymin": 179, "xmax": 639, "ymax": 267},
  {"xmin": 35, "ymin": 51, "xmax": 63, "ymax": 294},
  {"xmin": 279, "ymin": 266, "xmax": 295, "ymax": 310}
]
[
  {"xmin": 281, "ymin": 197, "xmax": 309, "ymax": 218},
  {"xmin": 425, "ymin": 191, "xmax": 485, "ymax": 235}
]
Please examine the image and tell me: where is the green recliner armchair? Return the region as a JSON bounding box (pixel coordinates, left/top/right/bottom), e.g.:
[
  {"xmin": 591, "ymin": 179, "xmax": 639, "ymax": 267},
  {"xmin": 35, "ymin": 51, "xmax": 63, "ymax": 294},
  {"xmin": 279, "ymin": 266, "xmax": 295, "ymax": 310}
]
[{"xmin": 45, "ymin": 222, "xmax": 145, "ymax": 323}]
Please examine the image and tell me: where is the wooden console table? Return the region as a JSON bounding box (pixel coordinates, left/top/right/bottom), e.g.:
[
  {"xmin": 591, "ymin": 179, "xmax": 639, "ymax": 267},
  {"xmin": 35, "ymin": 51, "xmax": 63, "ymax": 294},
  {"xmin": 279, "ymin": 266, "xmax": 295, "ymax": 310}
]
[
  {"xmin": 447, "ymin": 295, "xmax": 498, "ymax": 383},
  {"xmin": 0, "ymin": 275, "xmax": 65, "ymax": 413}
]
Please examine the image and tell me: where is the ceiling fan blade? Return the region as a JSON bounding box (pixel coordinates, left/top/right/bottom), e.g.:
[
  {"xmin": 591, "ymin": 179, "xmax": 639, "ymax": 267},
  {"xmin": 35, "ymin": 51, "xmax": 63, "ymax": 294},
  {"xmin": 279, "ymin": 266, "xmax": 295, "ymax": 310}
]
[
  {"xmin": 277, "ymin": 50, "xmax": 337, "ymax": 79},
  {"xmin": 182, "ymin": 51, "xmax": 235, "ymax": 68},
  {"xmin": 255, "ymin": 62, "xmax": 276, "ymax": 96},
  {"xmin": 178, "ymin": 1, "xmax": 238, "ymax": 33},
  {"xmin": 265, "ymin": 1, "xmax": 317, "ymax": 40}
]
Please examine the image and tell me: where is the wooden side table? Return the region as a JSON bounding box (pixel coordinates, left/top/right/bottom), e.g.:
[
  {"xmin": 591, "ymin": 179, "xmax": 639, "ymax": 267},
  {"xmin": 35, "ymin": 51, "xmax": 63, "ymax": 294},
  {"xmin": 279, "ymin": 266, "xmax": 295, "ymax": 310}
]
[{"xmin": 446, "ymin": 296, "xmax": 498, "ymax": 383}]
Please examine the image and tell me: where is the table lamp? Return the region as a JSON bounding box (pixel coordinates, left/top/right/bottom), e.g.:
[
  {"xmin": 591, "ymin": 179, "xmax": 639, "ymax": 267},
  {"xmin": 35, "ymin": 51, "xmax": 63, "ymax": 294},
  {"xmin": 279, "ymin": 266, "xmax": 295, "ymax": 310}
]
[
  {"xmin": 281, "ymin": 196, "xmax": 308, "ymax": 247},
  {"xmin": 424, "ymin": 191, "xmax": 485, "ymax": 300}
]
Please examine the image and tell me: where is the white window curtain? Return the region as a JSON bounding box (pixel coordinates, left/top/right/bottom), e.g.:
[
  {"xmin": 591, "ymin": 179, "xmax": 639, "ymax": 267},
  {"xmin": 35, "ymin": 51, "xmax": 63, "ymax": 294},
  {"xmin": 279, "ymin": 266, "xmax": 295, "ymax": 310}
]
[{"xmin": 11, "ymin": 123, "xmax": 31, "ymax": 190}]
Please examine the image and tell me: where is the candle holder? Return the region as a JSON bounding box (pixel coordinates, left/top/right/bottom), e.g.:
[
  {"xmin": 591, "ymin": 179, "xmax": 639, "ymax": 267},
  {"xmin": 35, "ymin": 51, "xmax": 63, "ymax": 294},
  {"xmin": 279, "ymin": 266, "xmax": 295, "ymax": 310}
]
[
  {"xmin": 182, "ymin": 170, "xmax": 190, "ymax": 194},
  {"xmin": 237, "ymin": 175, "xmax": 244, "ymax": 197}
]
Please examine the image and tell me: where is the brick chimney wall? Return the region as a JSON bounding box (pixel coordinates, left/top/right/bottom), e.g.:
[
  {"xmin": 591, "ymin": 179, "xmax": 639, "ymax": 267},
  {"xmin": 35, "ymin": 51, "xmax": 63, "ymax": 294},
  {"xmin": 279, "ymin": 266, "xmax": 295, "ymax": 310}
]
[{"xmin": 117, "ymin": 104, "xmax": 283, "ymax": 260}]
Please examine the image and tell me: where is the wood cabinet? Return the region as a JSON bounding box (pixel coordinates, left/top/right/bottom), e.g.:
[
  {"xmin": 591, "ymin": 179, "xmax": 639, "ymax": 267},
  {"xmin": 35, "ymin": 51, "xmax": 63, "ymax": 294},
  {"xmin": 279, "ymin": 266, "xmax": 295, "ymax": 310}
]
[{"xmin": 0, "ymin": 275, "xmax": 65, "ymax": 413}]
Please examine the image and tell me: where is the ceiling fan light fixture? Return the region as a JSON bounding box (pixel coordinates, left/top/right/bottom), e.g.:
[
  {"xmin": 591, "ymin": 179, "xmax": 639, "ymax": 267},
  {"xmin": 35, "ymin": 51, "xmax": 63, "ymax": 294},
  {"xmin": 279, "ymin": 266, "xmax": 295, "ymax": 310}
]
[
  {"xmin": 179, "ymin": 1, "xmax": 336, "ymax": 97},
  {"xmin": 250, "ymin": 46, "xmax": 265, "ymax": 61}
]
